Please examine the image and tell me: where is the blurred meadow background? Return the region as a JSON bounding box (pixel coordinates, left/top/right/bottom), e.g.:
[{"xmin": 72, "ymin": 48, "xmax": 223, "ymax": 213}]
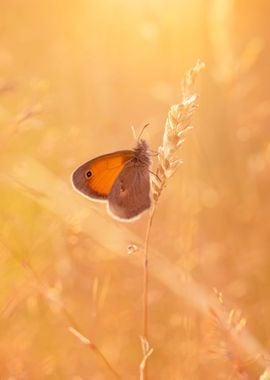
[{"xmin": 1, "ymin": 0, "xmax": 270, "ymax": 379}]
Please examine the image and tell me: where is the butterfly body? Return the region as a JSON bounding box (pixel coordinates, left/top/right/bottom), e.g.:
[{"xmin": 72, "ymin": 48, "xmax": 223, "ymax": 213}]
[{"xmin": 72, "ymin": 139, "xmax": 151, "ymax": 220}]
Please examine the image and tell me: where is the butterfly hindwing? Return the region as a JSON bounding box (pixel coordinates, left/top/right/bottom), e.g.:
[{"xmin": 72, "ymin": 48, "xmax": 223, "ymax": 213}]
[{"xmin": 108, "ymin": 164, "xmax": 151, "ymax": 219}]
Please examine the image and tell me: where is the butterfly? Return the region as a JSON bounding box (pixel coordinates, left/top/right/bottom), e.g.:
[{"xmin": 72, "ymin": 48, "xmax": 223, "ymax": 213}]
[{"xmin": 71, "ymin": 139, "xmax": 151, "ymax": 221}]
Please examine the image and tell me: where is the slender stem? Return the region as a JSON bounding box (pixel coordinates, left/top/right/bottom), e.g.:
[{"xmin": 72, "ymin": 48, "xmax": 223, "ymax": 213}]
[
  {"xmin": 143, "ymin": 205, "xmax": 156, "ymax": 339},
  {"xmin": 7, "ymin": 250, "xmax": 122, "ymax": 380},
  {"xmin": 88, "ymin": 343, "xmax": 122, "ymax": 380},
  {"xmin": 142, "ymin": 203, "xmax": 157, "ymax": 379}
]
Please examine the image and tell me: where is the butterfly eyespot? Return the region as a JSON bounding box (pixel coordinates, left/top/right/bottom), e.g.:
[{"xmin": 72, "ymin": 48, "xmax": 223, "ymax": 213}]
[{"xmin": 85, "ymin": 170, "xmax": 93, "ymax": 179}]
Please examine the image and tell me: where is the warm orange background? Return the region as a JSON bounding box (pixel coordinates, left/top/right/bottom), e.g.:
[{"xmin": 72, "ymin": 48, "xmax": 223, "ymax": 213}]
[{"xmin": 1, "ymin": 1, "xmax": 270, "ymax": 379}]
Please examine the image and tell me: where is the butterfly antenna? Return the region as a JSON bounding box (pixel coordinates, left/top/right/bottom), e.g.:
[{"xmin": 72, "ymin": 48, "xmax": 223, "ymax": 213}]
[{"xmin": 137, "ymin": 123, "xmax": 150, "ymax": 141}]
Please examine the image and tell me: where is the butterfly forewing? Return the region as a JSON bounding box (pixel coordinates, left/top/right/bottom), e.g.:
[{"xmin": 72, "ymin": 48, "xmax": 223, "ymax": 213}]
[{"xmin": 72, "ymin": 150, "xmax": 134, "ymax": 199}]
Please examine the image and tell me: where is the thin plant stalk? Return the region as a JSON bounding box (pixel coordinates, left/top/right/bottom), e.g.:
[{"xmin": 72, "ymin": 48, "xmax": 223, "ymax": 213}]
[
  {"xmin": 141, "ymin": 60, "xmax": 205, "ymax": 380},
  {"xmin": 3, "ymin": 240, "xmax": 122, "ymax": 380},
  {"xmin": 141, "ymin": 205, "xmax": 157, "ymax": 379},
  {"xmin": 143, "ymin": 205, "xmax": 157, "ymax": 340}
]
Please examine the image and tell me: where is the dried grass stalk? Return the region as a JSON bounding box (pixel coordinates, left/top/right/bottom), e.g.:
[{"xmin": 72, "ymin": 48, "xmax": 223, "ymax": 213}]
[
  {"xmin": 205, "ymin": 289, "xmax": 254, "ymax": 379},
  {"xmin": 152, "ymin": 59, "xmax": 205, "ymax": 202},
  {"xmin": 4, "ymin": 242, "xmax": 122, "ymax": 380},
  {"xmin": 141, "ymin": 60, "xmax": 205, "ymax": 380}
]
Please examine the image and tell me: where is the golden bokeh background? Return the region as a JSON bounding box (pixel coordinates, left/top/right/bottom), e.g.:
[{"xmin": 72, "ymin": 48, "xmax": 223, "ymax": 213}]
[{"xmin": 1, "ymin": 0, "xmax": 270, "ymax": 379}]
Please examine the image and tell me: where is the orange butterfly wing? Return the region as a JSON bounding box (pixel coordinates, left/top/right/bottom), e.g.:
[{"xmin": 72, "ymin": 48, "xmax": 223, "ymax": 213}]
[{"xmin": 72, "ymin": 150, "xmax": 134, "ymax": 199}]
